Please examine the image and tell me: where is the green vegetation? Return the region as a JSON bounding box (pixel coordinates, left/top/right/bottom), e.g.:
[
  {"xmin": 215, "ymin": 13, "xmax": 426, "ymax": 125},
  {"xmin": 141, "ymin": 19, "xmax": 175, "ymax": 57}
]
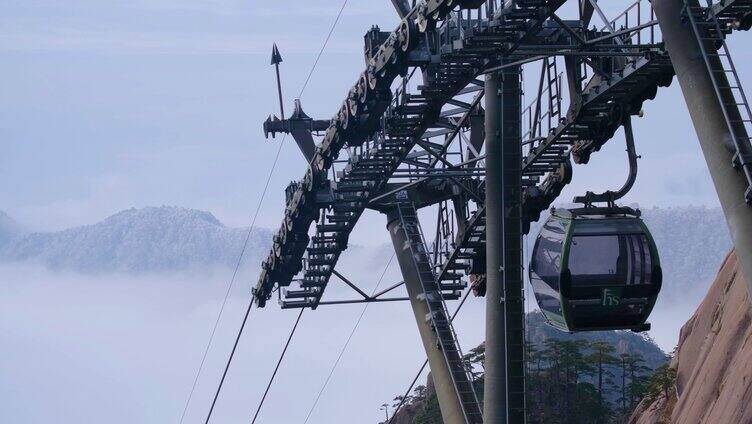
[
  {"xmin": 525, "ymin": 339, "xmax": 656, "ymax": 423},
  {"xmin": 642, "ymin": 363, "xmax": 677, "ymax": 405},
  {"xmin": 384, "ymin": 312, "xmax": 671, "ymax": 424}
]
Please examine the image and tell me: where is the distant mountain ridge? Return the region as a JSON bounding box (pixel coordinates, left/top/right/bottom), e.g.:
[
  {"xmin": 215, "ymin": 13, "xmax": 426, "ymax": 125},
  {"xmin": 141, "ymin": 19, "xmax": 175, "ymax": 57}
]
[
  {"xmin": 641, "ymin": 206, "xmax": 731, "ymax": 301},
  {"xmin": 527, "ymin": 310, "xmax": 668, "ymax": 367},
  {"xmin": 0, "ymin": 205, "xmax": 731, "ymax": 281},
  {"xmin": 0, "ymin": 211, "xmax": 26, "ymax": 249},
  {"xmin": 0, "ymin": 206, "xmax": 272, "ymax": 273}
]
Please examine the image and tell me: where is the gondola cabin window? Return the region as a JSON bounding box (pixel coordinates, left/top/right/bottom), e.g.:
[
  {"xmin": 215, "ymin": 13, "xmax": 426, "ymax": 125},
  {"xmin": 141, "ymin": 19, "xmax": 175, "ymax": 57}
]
[
  {"xmin": 569, "ymin": 219, "xmax": 654, "ymax": 287},
  {"xmin": 530, "ymin": 218, "xmax": 566, "ymax": 318}
]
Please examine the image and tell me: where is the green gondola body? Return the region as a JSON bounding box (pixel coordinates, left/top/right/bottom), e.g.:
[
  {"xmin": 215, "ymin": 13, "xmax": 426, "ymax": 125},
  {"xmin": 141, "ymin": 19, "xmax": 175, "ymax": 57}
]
[{"xmin": 529, "ymin": 208, "xmax": 662, "ymax": 333}]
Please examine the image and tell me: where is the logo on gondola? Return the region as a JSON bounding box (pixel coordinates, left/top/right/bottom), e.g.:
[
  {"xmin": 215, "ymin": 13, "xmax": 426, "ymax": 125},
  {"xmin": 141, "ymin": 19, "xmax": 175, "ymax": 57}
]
[{"xmin": 602, "ymin": 288, "xmax": 622, "ymax": 307}]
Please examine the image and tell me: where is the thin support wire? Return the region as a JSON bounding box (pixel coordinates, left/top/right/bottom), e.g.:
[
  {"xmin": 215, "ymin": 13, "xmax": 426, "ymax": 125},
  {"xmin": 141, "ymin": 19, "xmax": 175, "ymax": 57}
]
[
  {"xmin": 204, "ymin": 298, "xmax": 255, "ymax": 423},
  {"xmin": 302, "ymin": 253, "xmax": 395, "ymax": 423},
  {"xmin": 250, "ymin": 308, "xmax": 306, "ymax": 423},
  {"xmin": 179, "ymin": 133, "xmax": 287, "ymax": 423}
]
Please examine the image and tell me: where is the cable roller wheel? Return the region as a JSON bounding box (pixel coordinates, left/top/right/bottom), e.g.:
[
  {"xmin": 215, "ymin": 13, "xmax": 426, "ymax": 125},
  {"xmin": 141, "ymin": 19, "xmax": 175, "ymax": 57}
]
[{"xmin": 398, "ymin": 19, "xmax": 417, "ymax": 53}]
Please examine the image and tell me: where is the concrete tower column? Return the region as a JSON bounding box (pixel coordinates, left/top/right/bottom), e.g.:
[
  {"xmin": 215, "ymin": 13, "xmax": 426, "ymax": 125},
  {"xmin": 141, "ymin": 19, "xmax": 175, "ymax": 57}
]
[
  {"xmin": 654, "ymin": 0, "xmax": 752, "ymax": 294},
  {"xmin": 386, "ymin": 208, "xmax": 467, "ymax": 424},
  {"xmin": 484, "ymin": 65, "xmax": 525, "ymax": 423}
]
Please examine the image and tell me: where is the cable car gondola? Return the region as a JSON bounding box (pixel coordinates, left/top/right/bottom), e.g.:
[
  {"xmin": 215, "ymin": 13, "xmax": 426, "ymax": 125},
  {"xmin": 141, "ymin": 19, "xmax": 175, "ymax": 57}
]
[
  {"xmin": 528, "ymin": 115, "xmax": 661, "ymax": 332},
  {"xmin": 529, "ymin": 207, "xmax": 662, "ymax": 332}
]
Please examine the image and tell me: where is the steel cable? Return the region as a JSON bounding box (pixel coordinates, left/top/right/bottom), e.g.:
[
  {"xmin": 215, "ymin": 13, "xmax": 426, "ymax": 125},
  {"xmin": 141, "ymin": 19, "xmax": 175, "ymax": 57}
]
[
  {"xmin": 250, "ymin": 308, "xmax": 305, "ymax": 423},
  {"xmin": 301, "ymin": 253, "xmax": 395, "ymax": 423},
  {"xmin": 297, "ymin": 0, "xmax": 350, "ymax": 99},
  {"xmin": 204, "ymin": 297, "xmax": 255, "ymax": 423},
  {"xmin": 191, "ymin": 0, "xmax": 353, "ymax": 420},
  {"xmin": 179, "ymin": 132, "xmax": 287, "ymax": 424}
]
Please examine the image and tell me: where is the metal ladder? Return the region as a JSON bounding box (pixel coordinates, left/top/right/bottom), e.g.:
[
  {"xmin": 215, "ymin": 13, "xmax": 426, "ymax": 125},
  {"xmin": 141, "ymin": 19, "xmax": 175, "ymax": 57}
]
[
  {"xmin": 434, "ymin": 200, "xmax": 454, "ymax": 266},
  {"xmin": 396, "ymin": 202, "xmax": 483, "ymax": 423},
  {"xmin": 546, "ymin": 57, "xmax": 562, "ymax": 132},
  {"xmin": 686, "ymin": 0, "xmax": 752, "ymax": 203}
]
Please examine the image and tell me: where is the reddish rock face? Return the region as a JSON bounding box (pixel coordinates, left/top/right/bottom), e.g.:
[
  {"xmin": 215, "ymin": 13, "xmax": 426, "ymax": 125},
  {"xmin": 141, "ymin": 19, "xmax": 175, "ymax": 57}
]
[{"xmin": 631, "ymin": 251, "xmax": 752, "ymax": 424}]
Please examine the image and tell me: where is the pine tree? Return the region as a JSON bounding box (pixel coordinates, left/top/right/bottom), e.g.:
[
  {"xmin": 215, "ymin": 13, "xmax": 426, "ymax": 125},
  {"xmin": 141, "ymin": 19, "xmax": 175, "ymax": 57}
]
[
  {"xmin": 587, "ymin": 341, "xmax": 619, "ymax": 420},
  {"xmin": 463, "ymin": 343, "xmax": 486, "ymax": 380},
  {"xmin": 617, "ymin": 352, "xmax": 650, "ymax": 415},
  {"xmin": 643, "ymin": 362, "xmax": 677, "ymax": 404},
  {"xmin": 384, "ymin": 318, "xmax": 669, "ymax": 424}
]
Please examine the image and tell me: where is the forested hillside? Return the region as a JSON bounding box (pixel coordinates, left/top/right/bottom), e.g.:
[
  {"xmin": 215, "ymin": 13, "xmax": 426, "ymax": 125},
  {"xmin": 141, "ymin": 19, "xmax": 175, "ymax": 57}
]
[{"xmin": 384, "ymin": 312, "xmax": 668, "ymax": 424}]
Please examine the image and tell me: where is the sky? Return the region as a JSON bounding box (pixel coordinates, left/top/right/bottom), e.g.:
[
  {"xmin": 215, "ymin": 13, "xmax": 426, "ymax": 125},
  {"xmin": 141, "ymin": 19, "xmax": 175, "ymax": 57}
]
[
  {"xmin": 0, "ymin": 0, "xmax": 393, "ymax": 233},
  {"xmin": 1, "ymin": 1, "xmax": 751, "ymax": 423},
  {"xmin": 1, "ymin": 0, "xmax": 750, "ymax": 239}
]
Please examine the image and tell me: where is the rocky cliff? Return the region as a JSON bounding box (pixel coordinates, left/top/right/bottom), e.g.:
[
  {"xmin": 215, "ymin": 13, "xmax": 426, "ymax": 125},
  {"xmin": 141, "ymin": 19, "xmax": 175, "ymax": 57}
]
[{"xmin": 630, "ymin": 250, "xmax": 752, "ymax": 423}]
